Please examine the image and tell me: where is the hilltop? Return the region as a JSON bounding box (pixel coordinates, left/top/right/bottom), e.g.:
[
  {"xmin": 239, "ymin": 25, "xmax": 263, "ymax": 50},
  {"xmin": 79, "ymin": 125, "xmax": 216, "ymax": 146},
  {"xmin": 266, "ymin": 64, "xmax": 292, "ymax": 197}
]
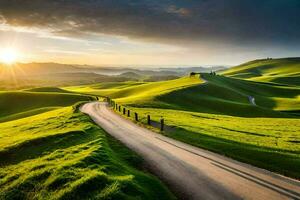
[{"xmin": 222, "ymin": 57, "xmax": 300, "ymax": 86}]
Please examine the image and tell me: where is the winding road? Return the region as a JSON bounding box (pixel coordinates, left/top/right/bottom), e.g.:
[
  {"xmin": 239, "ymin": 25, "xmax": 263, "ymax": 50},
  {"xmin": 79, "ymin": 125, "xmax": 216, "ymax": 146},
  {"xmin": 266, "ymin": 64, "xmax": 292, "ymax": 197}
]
[{"xmin": 81, "ymin": 102, "xmax": 300, "ymax": 200}]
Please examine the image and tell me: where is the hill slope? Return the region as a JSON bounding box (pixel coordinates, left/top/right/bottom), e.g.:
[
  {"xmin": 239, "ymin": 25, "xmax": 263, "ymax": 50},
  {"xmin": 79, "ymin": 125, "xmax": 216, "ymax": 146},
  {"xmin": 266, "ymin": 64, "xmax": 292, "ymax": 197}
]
[
  {"xmin": 150, "ymin": 74, "xmax": 299, "ymax": 116},
  {"xmin": 222, "ymin": 57, "xmax": 300, "ymax": 86},
  {"xmin": 24, "ymin": 87, "xmax": 73, "ymax": 93},
  {"xmin": 0, "ymin": 91, "xmax": 94, "ymax": 122},
  {"xmin": 71, "ymin": 74, "xmax": 298, "ymax": 117},
  {"xmin": 0, "ymin": 106, "xmax": 174, "ymax": 199},
  {"xmin": 66, "ymin": 76, "xmax": 203, "ymax": 105}
]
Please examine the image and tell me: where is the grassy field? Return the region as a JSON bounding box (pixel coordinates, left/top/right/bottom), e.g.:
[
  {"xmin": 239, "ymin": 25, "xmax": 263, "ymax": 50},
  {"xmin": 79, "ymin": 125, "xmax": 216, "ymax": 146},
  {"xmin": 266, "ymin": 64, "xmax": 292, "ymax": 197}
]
[
  {"xmin": 0, "ymin": 93, "xmax": 175, "ymax": 199},
  {"xmin": 66, "ymin": 71, "xmax": 300, "ymax": 179},
  {"xmin": 222, "ymin": 57, "xmax": 300, "ymax": 86}
]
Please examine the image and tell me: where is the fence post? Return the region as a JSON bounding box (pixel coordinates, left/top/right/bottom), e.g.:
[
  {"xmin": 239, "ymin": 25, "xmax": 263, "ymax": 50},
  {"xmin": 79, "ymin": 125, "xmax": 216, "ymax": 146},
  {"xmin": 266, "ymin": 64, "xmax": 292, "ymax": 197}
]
[
  {"xmin": 118, "ymin": 105, "xmax": 121, "ymax": 112},
  {"xmin": 123, "ymin": 107, "xmax": 126, "ymax": 115},
  {"xmin": 147, "ymin": 115, "xmax": 151, "ymax": 125},
  {"xmin": 115, "ymin": 104, "xmax": 118, "ymax": 110},
  {"xmin": 160, "ymin": 117, "xmax": 164, "ymax": 131},
  {"xmin": 135, "ymin": 112, "xmax": 139, "ymax": 121},
  {"xmin": 127, "ymin": 110, "xmax": 130, "ymax": 117}
]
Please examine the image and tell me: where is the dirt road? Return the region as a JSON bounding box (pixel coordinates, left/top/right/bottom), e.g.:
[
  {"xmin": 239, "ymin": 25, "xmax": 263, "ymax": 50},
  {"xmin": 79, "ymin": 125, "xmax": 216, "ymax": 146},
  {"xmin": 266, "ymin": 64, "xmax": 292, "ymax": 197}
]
[{"xmin": 81, "ymin": 102, "xmax": 300, "ymax": 200}]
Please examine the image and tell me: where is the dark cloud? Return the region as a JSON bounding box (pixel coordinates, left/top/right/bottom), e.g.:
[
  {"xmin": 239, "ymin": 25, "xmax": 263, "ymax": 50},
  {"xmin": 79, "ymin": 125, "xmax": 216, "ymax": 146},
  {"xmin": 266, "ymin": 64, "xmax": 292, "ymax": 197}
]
[{"xmin": 0, "ymin": 0, "xmax": 300, "ymax": 48}]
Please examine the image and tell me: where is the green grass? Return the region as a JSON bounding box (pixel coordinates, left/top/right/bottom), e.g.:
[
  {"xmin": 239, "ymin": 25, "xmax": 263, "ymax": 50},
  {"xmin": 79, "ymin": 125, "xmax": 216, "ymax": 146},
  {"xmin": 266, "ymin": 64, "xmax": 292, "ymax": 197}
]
[
  {"xmin": 0, "ymin": 107, "xmax": 60, "ymax": 123},
  {"xmin": 222, "ymin": 57, "xmax": 300, "ymax": 86},
  {"xmin": 0, "ymin": 106, "xmax": 175, "ymax": 200},
  {"xmin": 154, "ymin": 74, "xmax": 300, "ymax": 116},
  {"xmin": 69, "ymin": 74, "xmax": 300, "ymax": 116},
  {"xmin": 24, "ymin": 87, "xmax": 73, "ymax": 93},
  {"xmin": 65, "ymin": 76, "xmax": 203, "ymax": 104},
  {"xmin": 71, "ymin": 71, "xmax": 300, "ymax": 179},
  {"xmin": 117, "ymin": 106, "xmax": 300, "ymax": 179},
  {"xmin": 195, "ymin": 74, "xmax": 300, "ymax": 113},
  {"xmin": 0, "ymin": 91, "xmax": 94, "ymax": 122}
]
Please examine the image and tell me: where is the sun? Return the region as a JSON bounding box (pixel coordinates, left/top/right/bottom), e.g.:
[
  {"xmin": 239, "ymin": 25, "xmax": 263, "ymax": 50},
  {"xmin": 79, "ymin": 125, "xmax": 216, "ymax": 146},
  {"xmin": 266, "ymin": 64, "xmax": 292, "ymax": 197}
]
[{"xmin": 0, "ymin": 48, "xmax": 18, "ymax": 65}]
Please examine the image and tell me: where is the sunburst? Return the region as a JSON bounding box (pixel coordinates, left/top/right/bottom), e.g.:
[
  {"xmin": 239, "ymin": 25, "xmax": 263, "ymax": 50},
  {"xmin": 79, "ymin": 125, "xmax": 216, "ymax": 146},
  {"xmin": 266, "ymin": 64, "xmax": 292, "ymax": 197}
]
[{"xmin": 0, "ymin": 48, "xmax": 18, "ymax": 65}]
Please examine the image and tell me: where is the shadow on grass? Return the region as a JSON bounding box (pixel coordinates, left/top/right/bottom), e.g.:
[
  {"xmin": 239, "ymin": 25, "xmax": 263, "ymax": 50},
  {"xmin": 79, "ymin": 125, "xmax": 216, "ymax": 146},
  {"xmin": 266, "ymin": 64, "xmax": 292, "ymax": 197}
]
[{"xmin": 0, "ymin": 128, "xmax": 98, "ymax": 167}]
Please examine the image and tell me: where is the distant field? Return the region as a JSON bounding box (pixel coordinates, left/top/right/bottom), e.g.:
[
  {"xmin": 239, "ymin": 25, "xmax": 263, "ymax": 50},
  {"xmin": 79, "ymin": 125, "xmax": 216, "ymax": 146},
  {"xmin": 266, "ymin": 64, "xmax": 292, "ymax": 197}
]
[
  {"xmin": 222, "ymin": 57, "xmax": 300, "ymax": 86},
  {"xmin": 0, "ymin": 93, "xmax": 174, "ymax": 199},
  {"xmin": 67, "ymin": 72, "xmax": 300, "ymax": 179}
]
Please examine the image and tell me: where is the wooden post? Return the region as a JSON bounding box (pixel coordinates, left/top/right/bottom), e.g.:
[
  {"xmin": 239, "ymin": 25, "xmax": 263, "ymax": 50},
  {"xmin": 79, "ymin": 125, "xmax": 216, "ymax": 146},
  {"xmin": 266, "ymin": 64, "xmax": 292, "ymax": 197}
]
[
  {"xmin": 135, "ymin": 112, "xmax": 138, "ymax": 121},
  {"xmin": 147, "ymin": 115, "xmax": 151, "ymax": 125},
  {"xmin": 118, "ymin": 105, "xmax": 121, "ymax": 112},
  {"xmin": 160, "ymin": 117, "xmax": 164, "ymax": 131},
  {"xmin": 123, "ymin": 107, "xmax": 126, "ymax": 115},
  {"xmin": 115, "ymin": 104, "xmax": 118, "ymax": 110},
  {"xmin": 127, "ymin": 110, "xmax": 130, "ymax": 117}
]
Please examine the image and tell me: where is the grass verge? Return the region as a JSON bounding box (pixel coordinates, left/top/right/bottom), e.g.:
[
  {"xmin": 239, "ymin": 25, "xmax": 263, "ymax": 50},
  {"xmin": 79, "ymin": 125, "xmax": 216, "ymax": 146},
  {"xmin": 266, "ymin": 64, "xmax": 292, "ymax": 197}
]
[{"xmin": 0, "ymin": 106, "xmax": 175, "ymax": 200}]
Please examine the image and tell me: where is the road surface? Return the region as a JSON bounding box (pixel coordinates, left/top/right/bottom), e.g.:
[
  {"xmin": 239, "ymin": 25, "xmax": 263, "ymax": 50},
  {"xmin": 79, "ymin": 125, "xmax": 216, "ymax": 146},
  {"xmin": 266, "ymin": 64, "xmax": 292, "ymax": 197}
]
[{"xmin": 81, "ymin": 102, "xmax": 300, "ymax": 200}]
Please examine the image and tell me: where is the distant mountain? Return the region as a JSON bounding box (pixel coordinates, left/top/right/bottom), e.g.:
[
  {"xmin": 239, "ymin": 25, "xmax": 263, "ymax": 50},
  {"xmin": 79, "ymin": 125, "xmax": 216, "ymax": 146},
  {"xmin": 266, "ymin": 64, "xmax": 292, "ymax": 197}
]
[
  {"xmin": 118, "ymin": 72, "xmax": 144, "ymax": 79},
  {"xmin": 0, "ymin": 62, "xmax": 81, "ymax": 76},
  {"xmin": 0, "ymin": 62, "xmax": 226, "ymax": 78}
]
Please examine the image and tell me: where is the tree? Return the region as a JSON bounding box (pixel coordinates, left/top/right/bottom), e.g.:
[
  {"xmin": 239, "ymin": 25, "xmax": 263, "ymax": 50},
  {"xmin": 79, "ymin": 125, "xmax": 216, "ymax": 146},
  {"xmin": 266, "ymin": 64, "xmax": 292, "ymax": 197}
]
[{"xmin": 190, "ymin": 72, "xmax": 196, "ymax": 77}]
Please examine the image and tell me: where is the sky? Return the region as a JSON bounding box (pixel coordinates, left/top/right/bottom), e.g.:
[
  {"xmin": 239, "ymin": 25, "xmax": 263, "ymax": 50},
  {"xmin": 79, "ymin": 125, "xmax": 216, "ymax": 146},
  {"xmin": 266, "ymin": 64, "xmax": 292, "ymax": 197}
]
[{"xmin": 0, "ymin": 0, "xmax": 300, "ymax": 66}]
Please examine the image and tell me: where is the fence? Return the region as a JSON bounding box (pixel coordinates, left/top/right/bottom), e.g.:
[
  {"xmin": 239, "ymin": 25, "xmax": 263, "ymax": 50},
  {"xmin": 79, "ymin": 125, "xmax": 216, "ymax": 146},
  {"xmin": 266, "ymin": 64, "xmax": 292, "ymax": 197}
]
[{"xmin": 106, "ymin": 97, "xmax": 165, "ymax": 131}]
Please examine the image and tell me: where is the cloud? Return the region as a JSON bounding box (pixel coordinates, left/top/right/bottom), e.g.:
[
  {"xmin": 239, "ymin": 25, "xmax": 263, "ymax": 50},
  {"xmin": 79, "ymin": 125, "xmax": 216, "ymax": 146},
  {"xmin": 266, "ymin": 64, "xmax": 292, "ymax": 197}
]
[
  {"xmin": 166, "ymin": 5, "xmax": 191, "ymax": 17},
  {"xmin": 0, "ymin": 0, "xmax": 300, "ymax": 49}
]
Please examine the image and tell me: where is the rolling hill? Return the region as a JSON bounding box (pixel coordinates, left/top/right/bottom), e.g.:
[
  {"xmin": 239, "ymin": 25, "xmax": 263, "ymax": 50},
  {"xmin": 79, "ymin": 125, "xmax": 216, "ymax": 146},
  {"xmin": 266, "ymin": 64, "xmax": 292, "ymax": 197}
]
[
  {"xmin": 157, "ymin": 73, "xmax": 300, "ymax": 115},
  {"xmin": 65, "ymin": 76, "xmax": 203, "ymax": 105},
  {"xmin": 0, "ymin": 87, "xmax": 174, "ymax": 199},
  {"xmin": 25, "ymin": 87, "xmax": 73, "ymax": 93},
  {"xmin": 222, "ymin": 57, "xmax": 300, "ymax": 86},
  {"xmin": 68, "ymin": 73, "xmax": 299, "ymax": 116},
  {"xmin": 0, "ymin": 91, "xmax": 94, "ymax": 123},
  {"xmin": 65, "ymin": 69, "xmax": 300, "ymax": 178},
  {"xmin": 0, "ymin": 105, "xmax": 174, "ymax": 199}
]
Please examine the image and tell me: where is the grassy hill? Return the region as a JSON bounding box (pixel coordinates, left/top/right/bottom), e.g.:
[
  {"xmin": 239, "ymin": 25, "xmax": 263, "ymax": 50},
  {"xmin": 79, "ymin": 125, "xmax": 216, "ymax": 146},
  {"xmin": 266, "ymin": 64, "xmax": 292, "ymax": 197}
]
[
  {"xmin": 0, "ymin": 105, "xmax": 174, "ymax": 199},
  {"xmin": 67, "ymin": 72, "xmax": 300, "ymax": 178},
  {"xmin": 0, "ymin": 91, "xmax": 94, "ymax": 123},
  {"xmin": 68, "ymin": 74, "xmax": 299, "ymax": 116},
  {"xmin": 155, "ymin": 74, "xmax": 300, "ymax": 117},
  {"xmin": 222, "ymin": 57, "xmax": 300, "ymax": 86},
  {"xmin": 25, "ymin": 87, "xmax": 73, "ymax": 93},
  {"xmin": 65, "ymin": 76, "xmax": 203, "ymax": 105}
]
